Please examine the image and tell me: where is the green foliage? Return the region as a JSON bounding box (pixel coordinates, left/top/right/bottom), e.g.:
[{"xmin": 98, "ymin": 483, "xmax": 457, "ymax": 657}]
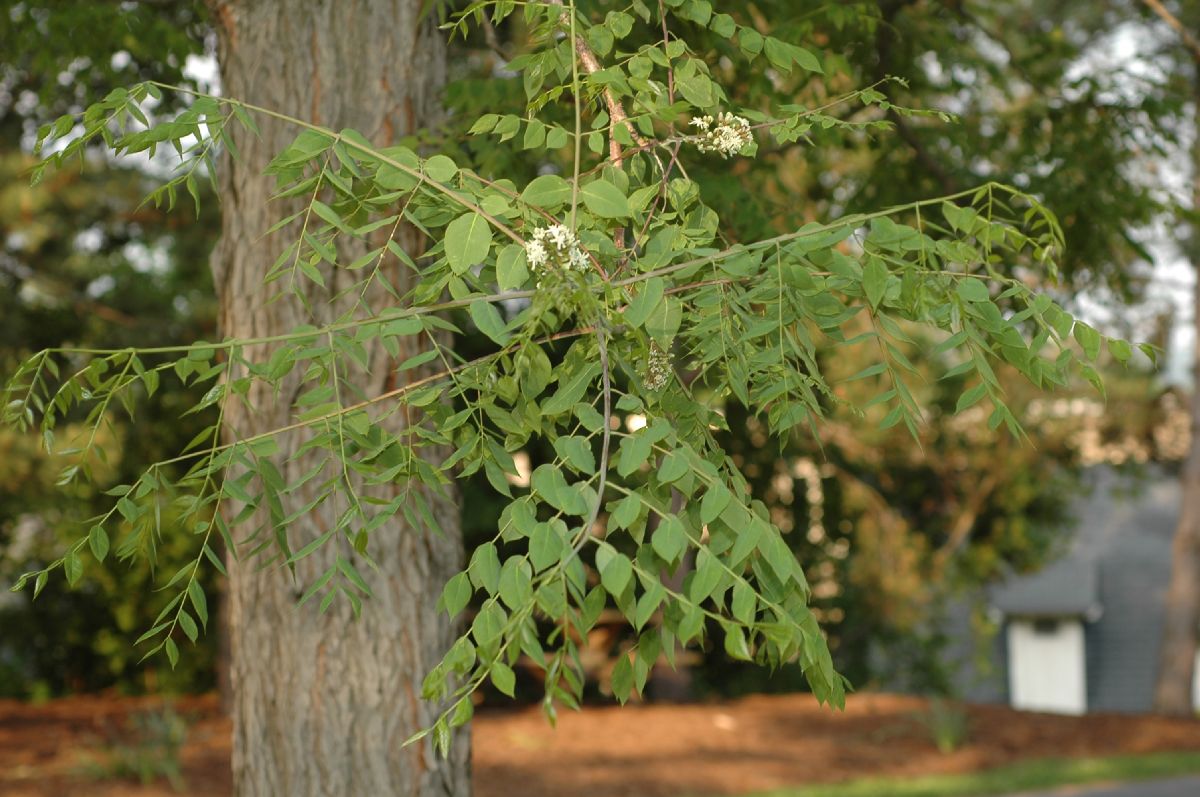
[
  {"xmin": 0, "ymin": 148, "xmax": 218, "ymax": 697},
  {"xmin": 702, "ymin": 335, "xmax": 1113, "ymax": 694},
  {"xmin": 437, "ymin": 0, "xmax": 1176, "ymax": 697},
  {"xmin": 0, "ymin": 2, "xmax": 208, "ymax": 139},
  {"xmin": 3, "ymin": 0, "xmax": 1146, "ymax": 753}
]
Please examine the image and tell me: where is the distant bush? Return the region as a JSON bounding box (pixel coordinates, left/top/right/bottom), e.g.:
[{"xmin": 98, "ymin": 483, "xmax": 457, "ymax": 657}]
[
  {"xmin": 920, "ymin": 698, "xmax": 970, "ymax": 754},
  {"xmin": 84, "ymin": 703, "xmax": 189, "ymax": 790}
]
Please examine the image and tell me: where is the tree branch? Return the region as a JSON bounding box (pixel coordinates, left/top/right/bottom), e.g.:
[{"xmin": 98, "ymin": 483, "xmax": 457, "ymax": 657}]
[
  {"xmin": 930, "ymin": 470, "xmax": 1001, "ymax": 572},
  {"xmin": 547, "ymin": 0, "xmax": 647, "ymax": 170},
  {"xmin": 1141, "ymin": 0, "xmax": 1200, "ymax": 63},
  {"xmin": 874, "ymin": 1, "xmax": 957, "ymax": 195},
  {"xmin": 479, "ymin": 15, "xmax": 510, "ymax": 63}
]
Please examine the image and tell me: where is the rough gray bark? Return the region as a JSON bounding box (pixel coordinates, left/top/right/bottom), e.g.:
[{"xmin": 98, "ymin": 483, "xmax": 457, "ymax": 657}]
[
  {"xmin": 1154, "ymin": 79, "xmax": 1200, "ymax": 717},
  {"xmin": 208, "ymin": 1, "xmax": 469, "ymax": 793}
]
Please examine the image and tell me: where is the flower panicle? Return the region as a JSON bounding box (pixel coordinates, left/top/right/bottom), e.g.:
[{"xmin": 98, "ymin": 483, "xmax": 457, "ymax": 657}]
[
  {"xmin": 526, "ymin": 224, "xmax": 589, "ymax": 277},
  {"xmin": 644, "ymin": 341, "xmax": 672, "ymax": 391},
  {"xmin": 690, "ymin": 112, "xmax": 753, "ymax": 158}
]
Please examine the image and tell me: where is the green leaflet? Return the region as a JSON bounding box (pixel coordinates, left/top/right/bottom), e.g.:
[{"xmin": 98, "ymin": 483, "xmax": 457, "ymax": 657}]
[
  {"xmin": 625, "ymin": 277, "xmax": 664, "ymax": 328},
  {"xmin": 521, "ymin": 174, "xmax": 572, "ymax": 210},
  {"xmin": 496, "ymin": 244, "xmax": 529, "ymax": 291},
  {"xmin": 580, "ymin": 178, "xmax": 631, "ymax": 219},
  {"xmin": 445, "ymin": 212, "xmax": 493, "ymax": 274},
  {"xmin": 469, "ymin": 299, "xmax": 510, "ymax": 345}
]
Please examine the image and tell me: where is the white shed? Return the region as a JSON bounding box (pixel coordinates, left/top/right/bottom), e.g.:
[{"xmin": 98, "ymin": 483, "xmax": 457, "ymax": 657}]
[
  {"xmin": 991, "ymin": 559, "xmax": 1101, "ymax": 716},
  {"xmin": 948, "ymin": 467, "xmax": 1200, "ymax": 715}
]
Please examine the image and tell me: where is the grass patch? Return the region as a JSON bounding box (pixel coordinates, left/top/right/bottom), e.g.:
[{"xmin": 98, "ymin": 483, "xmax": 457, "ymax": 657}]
[{"xmin": 744, "ymin": 751, "xmax": 1200, "ymax": 797}]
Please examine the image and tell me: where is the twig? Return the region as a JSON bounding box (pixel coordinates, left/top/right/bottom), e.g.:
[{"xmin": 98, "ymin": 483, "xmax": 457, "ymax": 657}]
[
  {"xmin": 659, "ymin": 0, "xmax": 676, "ymax": 105},
  {"xmin": 545, "ymin": 1, "xmax": 626, "ymax": 557},
  {"xmin": 1141, "ymin": 0, "xmax": 1200, "ymax": 62},
  {"xmin": 568, "ymin": 326, "xmax": 612, "ymax": 559},
  {"xmin": 546, "ymin": 0, "xmax": 648, "ymax": 170},
  {"xmin": 547, "ymin": 0, "xmax": 656, "ymax": 252}
]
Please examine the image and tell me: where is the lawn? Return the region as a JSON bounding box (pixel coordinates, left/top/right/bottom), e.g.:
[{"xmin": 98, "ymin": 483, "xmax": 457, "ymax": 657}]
[{"xmin": 751, "ymin": 751, "xmax": 1200, "ymax": 797}]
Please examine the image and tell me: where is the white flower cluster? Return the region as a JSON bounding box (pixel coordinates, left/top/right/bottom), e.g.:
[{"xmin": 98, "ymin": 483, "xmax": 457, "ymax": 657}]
[
  {"xmin": 690, "ymin": 112, "xmax": 753, "ymax": 157},
  {"xmin": 525, "ymin": 224, "xmax": 589, "ymax": 276},
  {"xmin": 644, "ymin": 341, "xmax": 672, "ymax": 391}
]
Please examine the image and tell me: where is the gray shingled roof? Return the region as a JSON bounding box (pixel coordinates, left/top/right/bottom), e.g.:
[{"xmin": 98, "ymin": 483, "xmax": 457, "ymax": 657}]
[{"xmin": 989, "ymin": 558, "xmax": 1100, "ymax": 617}]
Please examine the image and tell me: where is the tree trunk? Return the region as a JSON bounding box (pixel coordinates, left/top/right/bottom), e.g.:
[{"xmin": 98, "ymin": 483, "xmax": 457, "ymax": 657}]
[
  {"xmin": 208, "ymin": 2, "xmax": 468, "ymax": 793},
  {"xmin": 1153, "ymin": 79, "xmax": 1200, "ymax": 718}
]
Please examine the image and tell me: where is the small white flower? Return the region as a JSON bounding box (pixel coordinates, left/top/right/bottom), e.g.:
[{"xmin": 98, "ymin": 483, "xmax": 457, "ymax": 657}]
[
  {"xmin": 690, "ymin": 112, "xmax": 753, "ymax": 157},
  {"xmin": 526, "ymin": 240, "xmax": 548, "ymax": 269},
  {"xmin": 525, "ymin": 224, "xmax": 589, "ymax": 278}
]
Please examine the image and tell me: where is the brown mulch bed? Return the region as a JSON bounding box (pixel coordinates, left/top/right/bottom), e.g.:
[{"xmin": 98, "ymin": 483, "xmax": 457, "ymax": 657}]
[{"xmin": 2, "ymin": 692, "xmax": 1199, "ymax": 796}]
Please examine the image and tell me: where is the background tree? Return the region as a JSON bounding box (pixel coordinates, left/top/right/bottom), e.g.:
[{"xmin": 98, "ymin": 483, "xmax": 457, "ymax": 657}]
[
  {"xmin": 0, "ymin": 150, "xmax": 219, "ymax": 696},
  {"xmin": 1132, "ymin": 0, "xmax": 1200, "ymax": 717},
  {"xmin": 206, "ymin": 2, "xmax": 468, "ymax": 794},
  {"xmin": 0, "ymin": 0, "xmax": 218, "ymax": 697},
  {"xmin": 0, "ymin": 1, "xmax": 1180, "ymax": 792},
  {"xmin": 4, "ymin": 0, "xmax": 468, "ymax": 791},
  {"xmin": 674, "ymin": 0, "xmax": 1183, "ymax": 693}
]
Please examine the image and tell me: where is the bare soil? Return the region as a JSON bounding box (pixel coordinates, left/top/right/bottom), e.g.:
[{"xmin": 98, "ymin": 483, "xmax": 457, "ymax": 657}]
[{"xmin": 2, "ymin": 692, "xmax": 1199, "ymax": 796}]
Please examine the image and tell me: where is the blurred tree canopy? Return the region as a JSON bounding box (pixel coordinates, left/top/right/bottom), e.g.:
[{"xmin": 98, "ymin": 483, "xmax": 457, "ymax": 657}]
[
  {"xmin": 0, "ymin": 0, "xmax": 216, "ymax": 696},
  {"xmin": 0, "ymin": 0, "xmax": 1180, "ymax": 699}
]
